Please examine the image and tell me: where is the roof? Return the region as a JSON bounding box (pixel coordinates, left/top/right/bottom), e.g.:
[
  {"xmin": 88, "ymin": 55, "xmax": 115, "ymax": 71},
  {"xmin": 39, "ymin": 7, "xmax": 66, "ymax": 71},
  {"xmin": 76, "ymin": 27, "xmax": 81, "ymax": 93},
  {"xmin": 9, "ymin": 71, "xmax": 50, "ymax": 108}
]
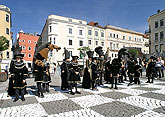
[
  {"xmin": 143, "ymin": 34, "xmax": 149, "ymax": 39},
  {"xmin": 88, "ymin": 21, "xmax": 104, "ymax": 29},
  {"xmin": 147, "ymin": 9, "xmax": 165, "ymax": 22}
]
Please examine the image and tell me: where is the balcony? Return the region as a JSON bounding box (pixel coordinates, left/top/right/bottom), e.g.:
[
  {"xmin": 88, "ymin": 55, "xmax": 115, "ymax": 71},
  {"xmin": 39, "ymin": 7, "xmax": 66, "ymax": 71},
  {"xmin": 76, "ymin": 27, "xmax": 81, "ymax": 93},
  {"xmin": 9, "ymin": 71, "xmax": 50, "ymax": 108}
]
[{"xmin": 145, "ymin": 29, "xmax": 151, "ymax": 36}]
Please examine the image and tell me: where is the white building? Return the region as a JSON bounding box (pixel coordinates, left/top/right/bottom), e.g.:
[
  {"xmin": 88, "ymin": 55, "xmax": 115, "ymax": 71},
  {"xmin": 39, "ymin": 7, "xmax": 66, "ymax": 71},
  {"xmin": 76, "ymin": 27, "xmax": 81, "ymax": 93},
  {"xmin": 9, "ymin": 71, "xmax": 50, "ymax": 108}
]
[
  {"xmin": 147, "ymin": 9, "xmax": 165, "ymax": 55},
  {"xmin": 86, "ymin": 22, "xmax": 106, "ymax": 54},
  {"xmin": 38, "ymin": 15, "xmax": 87, "ymax": 64}
]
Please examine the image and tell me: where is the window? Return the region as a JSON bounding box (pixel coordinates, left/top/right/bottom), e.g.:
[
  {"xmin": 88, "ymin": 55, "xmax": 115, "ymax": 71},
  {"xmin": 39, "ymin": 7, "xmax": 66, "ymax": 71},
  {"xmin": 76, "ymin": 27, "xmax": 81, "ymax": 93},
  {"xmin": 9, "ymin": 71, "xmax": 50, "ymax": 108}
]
[
  {"xmin": 155, "ymin": 21, "xmax": 158, "ymax": 28},
  {"xmin": 88, "ymin": 40, "xmax": 91, "ymax": 45},
  {"xmin": 113, "ymin": 44, "xmax": 115, "ymax": 49},
  {"xmin": 123, "ymin": 45, "xmax": 125, "ymax": 48},
  {"xmin": 49, "ymin": 26, "xmax": 52, "ymax": 32},
  {"xmin": 19, "ymin": 40, "xmax": 21, "ymax": 42},
  {"xmin": 6, "ymin": 52, "xmax": 9, "ymax": 58},
  {"xmin": 112, "ymin": 53, "xmax": 113, "ymax": 58},
  {"xmin": 101, "ymin": 42, "xmax": 104, "ymax": 46},
  {"xmin": 6, "ymin": 28, "xmax": 9, "ymax": 35},
  {"xmin": 69, "ymin": 51, "xmax": 72, "ymax": 56},
  {"xmin": 155, "ymin": 33, "xmax": 158, "ymax": 42},
  {"xmin": 79, "ymin": 30, "xmax": 83, "ymax": 35},
  {"xmin": 88, "ymin": 30, "xmax": 92, "ymax": 35},
  {"xmin": 113, "ymin": 34, "xmax": 115, "ymax": 38},
  {"xmin": 23, "ymin": 40, "xmax": 25, "ymax": 42},
  {"xmin": 35, "ymin": 41, "xmax": 37, "ymax": 44},
  {"xmin": 135, "ymin": 38, "xmax": 136, "ymax": 41},
  {"xmin": 160, "ymin": 31, "xmax": 164, "ymax": 41},
  {"xmin": 49, "ymin": 51, "xmax": 53, "ymax": 57},
  {"xmin": 115, "ymin": 54, "xmax": 117, "ymax": 57},
  {"xmin": 79, "ymin": 40, "xmax": 83, "ymax": 46},
  {"xmin": 116, "ymin": 34, "xmax": 119, "ymax": 38},
  {"xmin": 110, "ymin": 33, "xmax": 112, "ymax": 37},
  {"xmin": 95, "ymin": 31, "xmax": 98, "ymax": 36},
  {"xmin": 6, "ymin": 14, "xmax": 9, "ymax": 22},
  {"xmin": 101, "ymin": 32, "xmax": 104, "ymax": 37},
  {"xmin": 123, "ymin": 36, "xmax": 125, "ymax": 39},
  {"xmin": 79, "ymin": 21, "xmax": 82, "ymax": 24},
  {"xmin": 69, "ymin": 39, "xmax": 72, "ymax": 45},
  {"xmin": 160, "ymin": 44, "xmax": 163, "ymax": 53},
  {"xmin": 95, "ymin": 41, "xmax": 98, "ymax": 45},
  {"xmin": 129, "ymin": 37, "xmax": 131, "ymax": 40},
  {"xmin": 68, "ymin": 19, "xmax": 72, "ymax": 22},
  {"xmin": 54, "ymin": 38, "xmax": 56, "ymax": 44},
  {"xmin": 160, "ymin": 19, "xmax": 164, "ymax": 27},
  {"xmin": 69, "ymin": 28, "xmax": 72, "ymax": 34},
  {"xmin": 28, "ymin": 46, "xmax": 31, "ymax": 51},
  {"xmin": 28, "ymin": 40, "xmax": 31, "ymax": 43},
  {"xmin": 20, "ymin": 46, "xmax": 22, "ymax": 49},
  {"xmin": 116, "ymin": 44, "xmax": 119, "ymax": 48},
  {"xmin": 28, "ymin": 63, "xmax": 32, "ymax": 68},
  {"xmin": 110, "ymin": 43, "xmax": 112, "ymax": 49},
  {"xmin": 28, "ymin": 54, "xmax": 31, "ymax": 58},
  {"xmin": 50, "ymin": 37, "xmax": 52, "ymax": 42},
  {"xmin": 155, "ymin": 45, "xmax": 158, "ymax": 52},
  {"xmin": 23, "ymin": 46, "xmax": 25, "ymax": 50}
]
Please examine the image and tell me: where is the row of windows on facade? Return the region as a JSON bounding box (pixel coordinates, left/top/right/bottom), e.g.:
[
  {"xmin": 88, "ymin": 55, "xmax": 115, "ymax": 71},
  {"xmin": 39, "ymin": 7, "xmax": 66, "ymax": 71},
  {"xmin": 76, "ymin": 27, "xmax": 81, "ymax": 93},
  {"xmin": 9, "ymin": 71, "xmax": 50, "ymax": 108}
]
[
  {"xmin": 19, "ymin": 39, "xmax": 37, "ymax": 44},
  {"xmin": 109, "ymin": 33, "xmax": 144, "ymax": 42},
  {"xmin": 155, "ymin": 44, "xmax": 164, "ymax": 53},
  {"xmin": 68, "ymin": 19, "xmax": 83, "ymax": 24},
  {"xmin": 155, "ymin": 19, "xmax": 164, "ymax": 28},
  {"xmin": 22, "ymin": 53, "xmax": 32, "ymax": 58},
  {"xmin": 155, "ymin": 31, "xmax": 164, "ymax": 42},
  {"xmin": 49, "ymin": 26, "xmax": 104, "ymax": 37},
  {"xmin": 20, "ymin": 46, "xmax": 33, "ymax": 51}
]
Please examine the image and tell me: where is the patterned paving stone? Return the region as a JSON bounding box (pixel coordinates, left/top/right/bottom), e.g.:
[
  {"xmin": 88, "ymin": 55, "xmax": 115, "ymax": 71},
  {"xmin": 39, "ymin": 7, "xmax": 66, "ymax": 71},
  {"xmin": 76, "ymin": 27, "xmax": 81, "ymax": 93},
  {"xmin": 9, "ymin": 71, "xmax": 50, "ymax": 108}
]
[
  {"xmin": 154, "ymin": 106, "xmax": 165, "ymax": 115},
  {"xmin": 35, "ymin": 93, "xmax": 68, "ymax": 103},
  {"xmin": 0, "ymin": 103, "xmax": 48, "ymax": 117},
  {"xmin": 116, "ymin": 89, "xmax": 148, "ymax": 96},
  {"xmin": 153, "ymin": 89, "xmax": 165, "ymax": 95},
  {"xmin": 40, "ymin": 99, "xmax": 82, "ymax": 115},
  {"xmin": 132, "ymin": 110, "xmax": 165, "ymax": 117},
  {"xmin": 48, "ymin": 108, "xmax": 104, "ymax": 117},
  {"xmin": 83, "ymin": 87, "xmax": 113, "ymax": 94},
  {"xmin": 143, "ymin": 84, "xmax": 165, "ymax": 89},
  {"xmin": 90, "ymin": 101, "xmax": 145, "ymax": 117},
  {"xmin": 117, "ymin": 96, "xmax": 165, "ymax": 110},
  {"xmin": 155, "ymin": 83, "xmax": 165, "ymax": 86},
  {"xmin": 1, "ymin": 96, "xmax": 38, "ymax": 108},
  {"xmin": 99, "ymin": 91, "xmax": 132, "ymax": 100},
  {"xmin": 139, "ymin": 92, "xmax": 165, "ymax": 101},
  {"xmin": 63, "ymin": 90, "xmax": 93, "ymax": 98},
  {"xmin": 133, "ymin": 87, "xmax": 160, "ymax": 91},
  {"xmin": 71, "ymin": 95, "xmax": 114, "ymax": 108}
]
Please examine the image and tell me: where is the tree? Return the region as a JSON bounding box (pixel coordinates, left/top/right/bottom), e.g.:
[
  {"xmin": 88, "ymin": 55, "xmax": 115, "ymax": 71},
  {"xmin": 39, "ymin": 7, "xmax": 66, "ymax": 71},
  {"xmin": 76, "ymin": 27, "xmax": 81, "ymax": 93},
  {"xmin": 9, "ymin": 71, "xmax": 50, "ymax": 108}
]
[
  {"xmin": 128, "ymin": 49, "xmax": 139, "ymax": 59},
  {"xmin": 0, "ymin": 36, "xmax": 9, "ymax": 72},
  {"xmin": 77, "ymin": 46, "xmax": 91, "ymax": 59}
]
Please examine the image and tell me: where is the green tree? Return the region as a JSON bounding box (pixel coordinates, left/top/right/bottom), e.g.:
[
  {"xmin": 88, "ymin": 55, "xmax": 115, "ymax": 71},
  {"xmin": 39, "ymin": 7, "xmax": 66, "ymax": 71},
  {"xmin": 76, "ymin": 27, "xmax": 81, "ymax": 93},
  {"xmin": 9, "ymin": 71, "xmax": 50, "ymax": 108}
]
[
  {"xmin": 77, "ymin": 46, "xmax": 91, "ymax": 59},
  {"xmin": 128, "ymin": 49, "xmax": 139, "ymax": 59},
  {"xmin": 0, "ymin": 36, "xmax": 9, "ymax": 72}
]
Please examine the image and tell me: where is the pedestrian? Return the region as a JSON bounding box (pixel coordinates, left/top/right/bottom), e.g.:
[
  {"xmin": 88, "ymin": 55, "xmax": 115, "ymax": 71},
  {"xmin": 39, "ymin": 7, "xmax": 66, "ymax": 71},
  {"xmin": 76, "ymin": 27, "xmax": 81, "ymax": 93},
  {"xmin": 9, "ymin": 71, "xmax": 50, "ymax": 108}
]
[
  {"xmin": 53, "ymin": 62, "xmax": 56, "ymax": 75},
  {"xmin": 9, "ymin": 50, "xmax": 28, "ymax": 102},
  {"xmin": 134, "ymin": 60, "xmax": 141, "ymax": 85},
  {"xmin": 160, "ymin": 57, "xmax": 164, "ymax": 78},
  {"xmin": 127, "ymin": 58, "xmax": 135, "ymax": 86},
  {"xmin": 155, "ymin": 57, "xmax": 162, "ymax": 78},
  {"xmin": 43, "ymin": 63, "xmax": 51, "ymax": 92}
]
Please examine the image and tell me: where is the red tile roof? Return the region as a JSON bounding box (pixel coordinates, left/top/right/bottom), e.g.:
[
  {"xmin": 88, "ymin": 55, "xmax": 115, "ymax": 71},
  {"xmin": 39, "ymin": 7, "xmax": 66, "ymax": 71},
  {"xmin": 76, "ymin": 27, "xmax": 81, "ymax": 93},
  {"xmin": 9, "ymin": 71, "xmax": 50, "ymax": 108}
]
[{"xmin": 88, "ymin": 21, "xmax": 104, "ymax": 29}]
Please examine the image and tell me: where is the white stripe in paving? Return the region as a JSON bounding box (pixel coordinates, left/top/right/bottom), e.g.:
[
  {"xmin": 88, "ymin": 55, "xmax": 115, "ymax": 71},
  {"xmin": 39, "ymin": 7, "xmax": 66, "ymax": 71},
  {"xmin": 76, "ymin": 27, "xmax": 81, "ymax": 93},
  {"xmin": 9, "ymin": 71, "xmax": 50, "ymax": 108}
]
[
  {"xmin": 116, "ymin": 89, "xmax": 148, "ymax": 96},
  {"xmin": 132, "ymin": 110, "xmax": 165, "ymax": 117},
  {"xmin": 71, "ymin": 95, "xmax": 114, "ymax": 108},
  {"xmin": 83, "ymin": 87, "xmax": 112, "ymax": 94}
]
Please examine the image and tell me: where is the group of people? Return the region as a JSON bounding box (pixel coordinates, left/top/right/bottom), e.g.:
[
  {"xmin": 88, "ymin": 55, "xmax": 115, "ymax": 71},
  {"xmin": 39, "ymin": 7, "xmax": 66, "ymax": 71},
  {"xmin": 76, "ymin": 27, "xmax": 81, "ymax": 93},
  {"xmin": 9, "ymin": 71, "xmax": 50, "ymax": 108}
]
[{"xmin": 7, "ymin": 43, "xmax": 164, "ymax": 101}]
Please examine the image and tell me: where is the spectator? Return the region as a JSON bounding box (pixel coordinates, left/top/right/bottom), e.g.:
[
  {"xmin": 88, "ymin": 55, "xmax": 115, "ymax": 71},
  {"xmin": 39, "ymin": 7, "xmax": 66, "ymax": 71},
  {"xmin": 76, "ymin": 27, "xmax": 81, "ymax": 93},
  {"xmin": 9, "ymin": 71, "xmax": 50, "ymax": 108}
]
[
  {"xmin": 160, "ymin": 57, "xmax": 164, "ymax": 78},
  {"xmin": 155, "ymin": 57, "xmax": 162, "ymax": 78}
]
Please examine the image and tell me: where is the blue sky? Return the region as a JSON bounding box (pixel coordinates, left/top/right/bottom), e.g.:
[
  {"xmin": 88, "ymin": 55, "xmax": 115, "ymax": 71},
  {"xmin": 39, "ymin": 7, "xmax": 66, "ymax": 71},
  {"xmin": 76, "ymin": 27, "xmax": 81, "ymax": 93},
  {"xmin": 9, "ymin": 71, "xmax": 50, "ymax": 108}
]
[{"xmin": 1, "ymin": 0, "xmax": 165, "ymax": 40}]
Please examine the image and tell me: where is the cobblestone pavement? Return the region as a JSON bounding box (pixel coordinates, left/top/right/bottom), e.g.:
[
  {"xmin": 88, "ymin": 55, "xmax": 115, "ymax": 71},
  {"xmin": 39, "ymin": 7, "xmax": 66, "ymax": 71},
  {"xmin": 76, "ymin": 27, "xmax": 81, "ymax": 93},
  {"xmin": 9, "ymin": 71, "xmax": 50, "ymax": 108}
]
[{"xmin": 0, "ymin": 75, "xmax": 165, "ymax": 117}]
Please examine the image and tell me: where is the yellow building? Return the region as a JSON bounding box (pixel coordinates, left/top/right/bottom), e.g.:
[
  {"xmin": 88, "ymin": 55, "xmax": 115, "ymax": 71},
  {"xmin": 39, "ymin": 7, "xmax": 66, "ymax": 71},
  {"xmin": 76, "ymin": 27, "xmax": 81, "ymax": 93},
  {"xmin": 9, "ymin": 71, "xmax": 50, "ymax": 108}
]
[
  {"xmin": 0, "ymin": 5, "xmax": 12, "ymax": 71},
  {"xmin": 105, "ymin": 25, "xmax": 149, "ymax": 60}
]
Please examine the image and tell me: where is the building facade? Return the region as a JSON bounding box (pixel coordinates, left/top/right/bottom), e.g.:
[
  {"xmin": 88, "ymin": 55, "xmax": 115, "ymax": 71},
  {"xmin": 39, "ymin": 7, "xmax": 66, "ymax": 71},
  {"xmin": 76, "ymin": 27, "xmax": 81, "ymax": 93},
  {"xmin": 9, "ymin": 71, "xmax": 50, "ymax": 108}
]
[
  {"xmin": 147, "ymin": 9, "xmax": 165, "ymax": 55},
  {"xmin": 105, "ymin": 25, "xmax": 149, "ymax": 60},
  {"xmin": 38, "ymin": 15, "xmax": 87, "ymax": 64},
  {"xmin": 18, "ymin": 31, "xmax": 39, "ymax": 69},
  {"xmin": 0, "ymin": 5, "xmax": 13, "ymax": 71},
  {"xmin": 86, "ymin": 22, "xmax": 105, "ymax": 53}
]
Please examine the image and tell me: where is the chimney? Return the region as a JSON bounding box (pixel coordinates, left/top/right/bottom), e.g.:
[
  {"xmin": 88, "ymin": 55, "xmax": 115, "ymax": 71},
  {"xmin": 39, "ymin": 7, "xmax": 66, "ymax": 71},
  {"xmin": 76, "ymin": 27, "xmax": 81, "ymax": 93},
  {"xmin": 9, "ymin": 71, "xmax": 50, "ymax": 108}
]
[
  {"xmin": 34, "ymin": 32, "xmax": 37, "ymax": 36},
  {"xmin": 94, "ymin": 22, "xmax": 98, "ymax": 26},
  {"xmin": 157, "ymin": 10, "xmax": 160, "ymax": 13}
]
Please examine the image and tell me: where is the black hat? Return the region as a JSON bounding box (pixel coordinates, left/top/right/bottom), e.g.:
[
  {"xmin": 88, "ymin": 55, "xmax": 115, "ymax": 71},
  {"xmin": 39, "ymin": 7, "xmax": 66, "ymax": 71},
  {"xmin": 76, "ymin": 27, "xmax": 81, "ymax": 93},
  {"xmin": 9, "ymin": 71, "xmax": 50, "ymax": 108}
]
[
  {"xmin": 12, "ymin": 42, "xmax": 24, "ymax": 59},
  {"xmin": 72, "ymin": 56, "xmax": 79, "ymax": 60},
  {"xmin": 92, "ymin": 57, "xmax": 98, "ymax": 61},
  {"xmin": 150, "ymin": 56, "xmax": 155, "ymax": 59},
  {"xmin": 95, "ymin": 46, "xmax": 104, "ymax": 56},
  {"xmin": 64, "ymin": 48, "xmax": 70, "ymax": 60},
  {"xmin": 86, "ymin": 51, "xmax": 94, "ymax": 58}
]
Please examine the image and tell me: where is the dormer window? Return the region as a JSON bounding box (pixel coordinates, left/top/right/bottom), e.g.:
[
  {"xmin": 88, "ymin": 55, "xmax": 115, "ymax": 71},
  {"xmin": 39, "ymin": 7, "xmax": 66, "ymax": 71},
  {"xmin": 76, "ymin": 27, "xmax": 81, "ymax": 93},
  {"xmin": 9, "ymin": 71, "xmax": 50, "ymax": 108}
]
[{"xmin": 69, "ymin": 19, "xmax": 72, "ymax": 22}]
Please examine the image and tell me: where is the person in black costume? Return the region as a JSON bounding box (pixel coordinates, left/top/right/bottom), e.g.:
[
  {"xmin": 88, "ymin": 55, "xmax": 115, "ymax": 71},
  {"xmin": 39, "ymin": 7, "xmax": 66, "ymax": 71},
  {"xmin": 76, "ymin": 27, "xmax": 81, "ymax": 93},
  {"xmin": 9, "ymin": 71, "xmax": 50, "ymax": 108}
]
[
  {"xmin": 134, "ymin": 60, "xmax": 142, "ymax": 85},
  {"xmin": 110, "ymin": 58, "xmax": 122, "ymax": 89},
  {"xmin": 60, "ymin": 48, "xmax": 70, "ymax": 90},
  {"xmin": 33, "ymin": 53, "xmax": 45, "ymax": 98},
  {"xmin": 68, "ymin": 56, "xmax": 81, "ymax": 95},
  {"xmin": 127, "ymin": 58, "xmax": 135, "ymax": 86},
  {"xmin": 9, "ymin": 53, "xmax": 28, "ymax": 102},
  {"xmin": 146, "ymin": 56, "xmax": 156, "ymax": 83},
  {"xmin": 91, "ymin": 57, "xmax": 100, "ymax": 90},
  {"xmin": 43, "ymin": 63, "xmax": 51, "ymax": 92},
  {"xmin": 104, "ymin": 53, "xmax": 111, "ymax": 84},
  {"xmin": 82, "ymin": 51, "xmax": 94, "ymax": 89}
]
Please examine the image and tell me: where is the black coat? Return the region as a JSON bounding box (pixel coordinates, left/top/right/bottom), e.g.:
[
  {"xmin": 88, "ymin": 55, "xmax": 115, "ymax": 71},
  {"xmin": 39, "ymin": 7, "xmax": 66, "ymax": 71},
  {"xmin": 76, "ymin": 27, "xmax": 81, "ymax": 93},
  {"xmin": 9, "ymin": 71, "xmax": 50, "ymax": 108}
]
[
  {"xmin": 60, "ymin": 62, "xmax": 69, "ymax": 88},
  {"xmin": 9, "ymin": 60, "xmax": 28, "ymax": 89},
  {"xmin": 134, "ymin": 64, "xmax": 141, "ymax": 77},
  {"xmin": 43, "ymin": 66, "xmax": 51, "ymax": 83},
  {"xmin": 33, "ymin": 64, "xmax": 45, "ymax": 82},
  {"xmin": 91, "ymin": 62, "xmax": 99, "ymax": 81}
]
